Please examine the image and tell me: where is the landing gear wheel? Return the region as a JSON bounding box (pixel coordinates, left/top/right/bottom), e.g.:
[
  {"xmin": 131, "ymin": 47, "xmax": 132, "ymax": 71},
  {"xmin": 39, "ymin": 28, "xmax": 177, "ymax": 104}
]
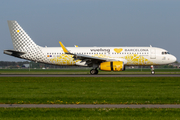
[
  {"xmin": 151, "ymin": 70, "xmax": 155, "ymax": 75},
  {"xmin": 95, "ymin": 69, "xmax": 98, "ymax": 74},
  {"xmin": 90, "ymin": 69, "xmax": 98, "ymax": 75}
]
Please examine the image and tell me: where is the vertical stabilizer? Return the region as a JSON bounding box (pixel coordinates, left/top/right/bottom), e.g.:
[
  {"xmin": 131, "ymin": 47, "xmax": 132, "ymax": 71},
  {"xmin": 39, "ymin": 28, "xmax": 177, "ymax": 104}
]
[
  {"xmin": 7, "ymin": 21, "xmax": 38, "ymax": 52},
  {"xmin": 7, "ymin": 21, "xmax": 48, "ymax": 63}
]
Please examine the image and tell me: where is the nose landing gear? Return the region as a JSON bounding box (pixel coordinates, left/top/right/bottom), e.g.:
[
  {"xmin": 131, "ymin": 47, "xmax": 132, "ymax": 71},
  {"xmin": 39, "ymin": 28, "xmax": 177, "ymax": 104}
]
[{"xmin": 151, "ymin": 65, "xmax": 155, "ymax": 75}]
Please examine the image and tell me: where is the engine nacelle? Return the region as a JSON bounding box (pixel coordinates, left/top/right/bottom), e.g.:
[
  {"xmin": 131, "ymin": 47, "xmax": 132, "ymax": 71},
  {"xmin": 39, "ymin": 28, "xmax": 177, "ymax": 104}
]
[{"xmin": 100, "ymin": 61, "xmax": 124, "ymax": 71}]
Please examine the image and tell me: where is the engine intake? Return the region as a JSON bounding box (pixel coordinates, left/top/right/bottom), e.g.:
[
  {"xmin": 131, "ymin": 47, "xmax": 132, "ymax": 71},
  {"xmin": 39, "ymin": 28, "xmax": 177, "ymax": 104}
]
[{"xmin": 100, "ymin": 61, "xmax": 124, "ymax": 71}]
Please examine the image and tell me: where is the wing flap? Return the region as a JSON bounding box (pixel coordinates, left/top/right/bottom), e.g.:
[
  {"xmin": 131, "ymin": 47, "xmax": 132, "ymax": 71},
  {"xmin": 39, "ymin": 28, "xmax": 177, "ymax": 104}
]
[{"xmin": 73, "ymin": 54, "xmax": 107, "ymax": 61}]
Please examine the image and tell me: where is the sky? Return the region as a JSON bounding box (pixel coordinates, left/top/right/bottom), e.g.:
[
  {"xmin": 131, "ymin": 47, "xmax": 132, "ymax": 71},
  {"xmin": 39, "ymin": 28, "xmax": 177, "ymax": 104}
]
[{"xmin": 0, "ymin": 0, "xmax": 180, "ymax": 61}]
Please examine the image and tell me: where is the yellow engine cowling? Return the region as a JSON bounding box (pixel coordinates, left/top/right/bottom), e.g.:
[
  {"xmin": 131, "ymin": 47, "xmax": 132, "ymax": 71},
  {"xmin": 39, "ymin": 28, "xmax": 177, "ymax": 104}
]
[{"xmin": 100, "ymin": 61, "xmax": 124, "ymax": 71}]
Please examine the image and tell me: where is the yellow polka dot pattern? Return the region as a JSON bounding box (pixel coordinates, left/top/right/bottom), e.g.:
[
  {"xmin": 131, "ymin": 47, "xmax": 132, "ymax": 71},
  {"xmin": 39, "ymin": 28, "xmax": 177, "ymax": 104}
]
[
  {"xmin": 122, "ymin": 54, "xmax": 154, "ymax": 65},
  {"xmin": 49, "ymin": 54, "xmax": 153, "ymax": 66},
  {"xmin": 49, "ymin": 54, "xmax": 78, "ymax": 65}
]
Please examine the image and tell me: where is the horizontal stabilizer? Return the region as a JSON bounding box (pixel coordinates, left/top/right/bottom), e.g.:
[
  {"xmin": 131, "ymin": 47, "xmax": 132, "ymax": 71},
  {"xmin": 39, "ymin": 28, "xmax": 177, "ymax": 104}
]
[{"xmin": 4, "ymin": 50, "xmax": 26, "ymax": 57}]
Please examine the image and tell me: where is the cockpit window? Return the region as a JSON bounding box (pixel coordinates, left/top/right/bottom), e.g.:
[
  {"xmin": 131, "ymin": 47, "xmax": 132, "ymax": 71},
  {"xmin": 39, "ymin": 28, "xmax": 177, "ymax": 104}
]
[{"xmin": 162, "ymin": 52, "xmax": 170, "ymax": 55}]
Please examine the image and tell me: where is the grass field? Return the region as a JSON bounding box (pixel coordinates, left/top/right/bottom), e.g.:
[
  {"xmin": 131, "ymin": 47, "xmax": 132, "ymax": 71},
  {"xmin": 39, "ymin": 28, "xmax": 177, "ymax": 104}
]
[
  {"xmin": 0, "ymin": 68, "xmax": 180, "ymax": 74},
  {"xmin": 0, "ymin": 77, "xmax": 180, "ymax": 104},
  {"xmin": 0, "ymin": 108, "xmax": 180, "ymax": 120},
  {"xmin": 1, "ymin": 77, "xmax": 180, "ymax": 120}
]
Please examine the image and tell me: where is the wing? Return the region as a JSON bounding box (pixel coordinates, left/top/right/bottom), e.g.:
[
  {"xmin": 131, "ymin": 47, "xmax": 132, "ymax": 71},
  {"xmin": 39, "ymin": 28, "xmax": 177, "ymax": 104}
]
[{"xmin": 59, "ymin": 42, "xmax": 127, "ymax": 66}]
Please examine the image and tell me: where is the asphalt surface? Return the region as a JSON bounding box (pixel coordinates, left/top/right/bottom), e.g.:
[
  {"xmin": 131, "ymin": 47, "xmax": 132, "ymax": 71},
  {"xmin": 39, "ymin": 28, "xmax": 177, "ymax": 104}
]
[
  {"xmin": 0, "ymin": 74, "xmax": 180, "ymax": 77},
  {"xmin": 1, "ymin": 104, "xmax": 180, "ymax": 108}
]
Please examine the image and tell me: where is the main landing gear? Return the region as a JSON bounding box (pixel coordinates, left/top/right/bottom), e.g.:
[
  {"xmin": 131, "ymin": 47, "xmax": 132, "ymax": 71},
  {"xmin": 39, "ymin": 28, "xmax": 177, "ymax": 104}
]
[
  {"xmin": 90, "ymin": 68, "xmax": 98, "ymax": 75},
  {"xmin": 151, "ymin": 65, "xmax": 155, "ymax": 75}
]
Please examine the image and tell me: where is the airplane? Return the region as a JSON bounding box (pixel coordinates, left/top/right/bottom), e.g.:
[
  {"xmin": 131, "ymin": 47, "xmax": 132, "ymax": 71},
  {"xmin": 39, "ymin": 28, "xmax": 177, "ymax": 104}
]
[{"xmin": 4, "ymin": 21, "xmax": 177, "ymax": 75}]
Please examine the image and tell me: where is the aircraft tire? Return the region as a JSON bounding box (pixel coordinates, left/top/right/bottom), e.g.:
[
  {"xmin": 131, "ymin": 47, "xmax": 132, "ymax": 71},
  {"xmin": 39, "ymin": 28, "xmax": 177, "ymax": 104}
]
[
  {"xmin": 90, "ymin": 69, "xmax": 98, "ymax": 75},
  {"xmin": 95, "ymin": 69, "xmax": 98, "ymax": 74}
]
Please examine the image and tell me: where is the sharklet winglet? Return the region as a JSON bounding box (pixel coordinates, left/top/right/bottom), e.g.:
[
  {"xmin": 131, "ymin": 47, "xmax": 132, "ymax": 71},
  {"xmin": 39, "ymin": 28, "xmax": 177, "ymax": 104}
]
[{"xmin": 59, "ymin": 41, "xmax": 70, "ymax": 54}]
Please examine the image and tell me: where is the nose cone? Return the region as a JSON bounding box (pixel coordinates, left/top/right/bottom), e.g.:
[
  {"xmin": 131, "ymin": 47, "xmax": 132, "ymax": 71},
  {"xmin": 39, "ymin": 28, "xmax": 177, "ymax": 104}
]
[{"xmin": 171, "ymin": 55, "xmax": 177, "ymax": 63}]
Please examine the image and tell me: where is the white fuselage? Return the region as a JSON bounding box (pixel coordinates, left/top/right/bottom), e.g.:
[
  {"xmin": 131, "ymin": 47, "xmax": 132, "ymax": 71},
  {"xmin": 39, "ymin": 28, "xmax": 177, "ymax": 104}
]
[{"xmin": 41, "ymin": 46, "xmax": 176, "ymax": 66}]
